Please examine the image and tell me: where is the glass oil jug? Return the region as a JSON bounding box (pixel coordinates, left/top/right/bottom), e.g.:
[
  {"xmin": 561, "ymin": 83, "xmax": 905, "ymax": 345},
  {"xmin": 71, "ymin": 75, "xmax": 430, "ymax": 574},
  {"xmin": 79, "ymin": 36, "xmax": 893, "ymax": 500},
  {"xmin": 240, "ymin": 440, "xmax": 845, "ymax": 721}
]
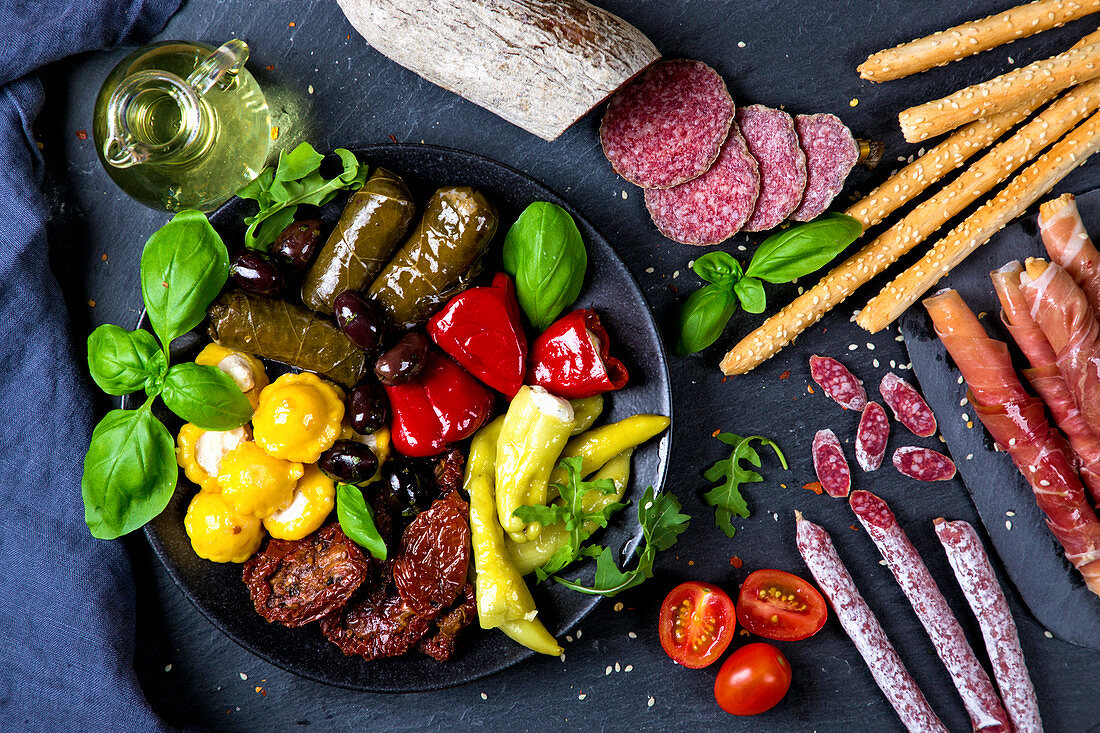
[{"xmin": 92, "ymin": 39, "xmax": 271, "ymax": 212}]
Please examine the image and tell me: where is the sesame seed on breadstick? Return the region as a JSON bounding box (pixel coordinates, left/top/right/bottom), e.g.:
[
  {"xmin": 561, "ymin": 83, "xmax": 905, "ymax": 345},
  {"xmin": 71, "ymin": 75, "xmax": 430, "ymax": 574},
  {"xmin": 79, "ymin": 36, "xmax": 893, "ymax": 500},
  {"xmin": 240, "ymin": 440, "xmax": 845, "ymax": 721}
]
[
  {"xmin": 859, "ymin": 0, "xmax": 1100, "ymax": 82},
  {"xmin": 857, "ymin": 109, "xmax": 1100, "ymax": 333},
  {"xmin": 899, "ymin": 41, "xmax": 1100, "ymax": 142}
]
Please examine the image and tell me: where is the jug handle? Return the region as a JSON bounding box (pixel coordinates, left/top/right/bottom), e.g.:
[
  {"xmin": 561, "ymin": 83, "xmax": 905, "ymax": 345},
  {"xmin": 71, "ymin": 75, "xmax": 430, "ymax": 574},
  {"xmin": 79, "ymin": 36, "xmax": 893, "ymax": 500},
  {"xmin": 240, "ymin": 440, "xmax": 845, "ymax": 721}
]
[{"xmin": 186, "ymin": 39, "xmax": 250, "ymax": 95}]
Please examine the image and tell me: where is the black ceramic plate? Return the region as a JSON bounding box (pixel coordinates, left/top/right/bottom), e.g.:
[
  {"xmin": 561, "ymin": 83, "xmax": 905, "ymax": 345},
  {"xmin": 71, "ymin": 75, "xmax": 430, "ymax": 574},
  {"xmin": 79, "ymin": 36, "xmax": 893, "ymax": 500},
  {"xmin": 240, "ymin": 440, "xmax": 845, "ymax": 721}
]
[
  {"xmin": 900, "ymin": 188, "xmax": 1100, "ymax": 651},
  {"xmin": 135, "ymin": 144, "xmax": 672, "ymax": 691}
]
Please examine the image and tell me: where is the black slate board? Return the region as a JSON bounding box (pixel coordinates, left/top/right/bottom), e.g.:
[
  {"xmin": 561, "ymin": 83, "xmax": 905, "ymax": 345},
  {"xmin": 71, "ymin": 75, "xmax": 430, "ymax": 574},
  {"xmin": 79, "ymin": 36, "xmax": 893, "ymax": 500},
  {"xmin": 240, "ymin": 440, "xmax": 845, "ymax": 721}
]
[{"xmin": 900, "ymin": 188, "xmax": 1100, "ymax": 651}]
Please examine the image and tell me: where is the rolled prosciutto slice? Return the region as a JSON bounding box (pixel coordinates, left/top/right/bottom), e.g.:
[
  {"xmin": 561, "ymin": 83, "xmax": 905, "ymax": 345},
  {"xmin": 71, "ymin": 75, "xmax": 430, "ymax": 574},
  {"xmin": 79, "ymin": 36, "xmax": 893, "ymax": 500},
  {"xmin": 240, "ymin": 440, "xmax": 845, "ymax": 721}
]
[
  {"xmin": 1040, "ymin": 193, "xmax": 1100, "ymax": 319},
  {"xmin": 993, "ymin": 261, "xmax": 1100, "ymax": 505},
  {"xmin": 924, "ymin": 288, "xmax": 1100, "ymax": 598},
  {"xmin": 1020, "ymin": 258, "xmax": 1100, "ymax": 439}
]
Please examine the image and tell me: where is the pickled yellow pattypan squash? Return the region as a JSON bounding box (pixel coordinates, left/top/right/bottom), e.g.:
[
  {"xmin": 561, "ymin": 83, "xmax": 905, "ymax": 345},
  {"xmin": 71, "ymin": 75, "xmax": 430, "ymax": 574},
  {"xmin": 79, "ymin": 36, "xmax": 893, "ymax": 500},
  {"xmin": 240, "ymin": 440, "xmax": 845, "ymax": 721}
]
[
  {"xmin": 339, "ymin": 425, "xmax": 392, "ymax": 484},
  {"xmin": 253, "ymin": 373, "xmax": 344, "ymax": 463},
  {"xmin": 195, "ymin": 344, "xmax": 269, "ymax": 408},
  {"xmin": 176, "ymin": 423, "xmax": 251, "ymax": 493},
  {"xmin": 217, "ymin": 441, "xmax": 304, "ymax": 518},
  {"xmin": 184, "ymin": 491, "xmax": 264, "ymax": 563},
  {"xmin": 263, "ymin": 464, "xmax": 336, "ymax": 540}
]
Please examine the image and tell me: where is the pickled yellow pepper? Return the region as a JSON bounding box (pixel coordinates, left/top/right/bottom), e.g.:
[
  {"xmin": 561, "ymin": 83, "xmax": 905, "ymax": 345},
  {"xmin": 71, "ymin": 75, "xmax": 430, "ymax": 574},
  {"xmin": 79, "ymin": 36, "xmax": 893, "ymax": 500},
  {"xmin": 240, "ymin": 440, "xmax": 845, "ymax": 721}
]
[
  {"xmin": 495, "ymin": 386, "xmax": 576, "ymax": 543},
  {"xmin": 546, "ymin": 414, "xmax": 669, "ymax": 501}
]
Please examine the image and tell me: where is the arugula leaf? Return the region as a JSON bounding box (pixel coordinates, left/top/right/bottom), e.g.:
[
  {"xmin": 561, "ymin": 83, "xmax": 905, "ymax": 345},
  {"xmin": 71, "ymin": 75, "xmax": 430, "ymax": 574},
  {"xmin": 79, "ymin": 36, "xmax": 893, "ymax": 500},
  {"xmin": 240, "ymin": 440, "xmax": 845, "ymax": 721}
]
[
  {"xmin": 238, "ymin": 143, "xmax": 368, "ymax": 252},
  {"xmin": 702, "ymin": 433, "xmax": 788, "ymax": 538},
  {"xmin": 554, "ymin": 487, "xmax": 690, "ymax": 597},
  {"xmin": 512, "ymin": 456, "xmax": 624, "ymax": 580}
]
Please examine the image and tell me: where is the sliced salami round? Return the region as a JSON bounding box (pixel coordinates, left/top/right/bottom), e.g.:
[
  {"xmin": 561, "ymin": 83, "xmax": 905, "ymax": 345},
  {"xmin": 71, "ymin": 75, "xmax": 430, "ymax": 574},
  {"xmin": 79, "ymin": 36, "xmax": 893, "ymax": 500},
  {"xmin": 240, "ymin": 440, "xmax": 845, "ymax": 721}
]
[
  {"xmin": 880, "ymin": 373, "xmax": 938, "ymax": 438},
  {"xmin": 600, "ymin": 60, "xmax": 735, "ymax": 189},
  {"xmin": 809, "ymin": 355, "xmax": 867, "ymax": 411},
  {"xmin": 644, "ymin": 125, "xmax": 760, "ymax": 245},
  {"xmin": 790, "ymin": 113, "xmax": 859, "ymax": 222},
  {"xmin": 813, "ymin": 429, "xmax": 851, "ymax": 498},
  {"xmin": 893, "ymin": 447, "xmax": 956, "ymax": 482},
  {"xmin": 855, "ymin": 401, "xmax": 890, "ymax": 472},
  {"xmin": 737, "ymin": 105, "xmax": 808, "ymax": 232}
]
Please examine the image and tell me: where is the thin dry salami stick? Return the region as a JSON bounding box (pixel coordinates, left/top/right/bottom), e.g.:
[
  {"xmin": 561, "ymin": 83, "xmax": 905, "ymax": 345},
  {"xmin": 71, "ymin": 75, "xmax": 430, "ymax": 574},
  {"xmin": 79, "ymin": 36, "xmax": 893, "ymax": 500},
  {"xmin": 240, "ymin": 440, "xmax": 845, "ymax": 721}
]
[
  {"xmin": 795, "ymin": 512, "xmax": 948, "ymax": 733},
  {"xmin": 934, "ymin": 519, "xmax": 1044, "ymax": 733},
  {"xmin": 849, "ymin": 491, "xmax": 1012, "ymax": 732}
]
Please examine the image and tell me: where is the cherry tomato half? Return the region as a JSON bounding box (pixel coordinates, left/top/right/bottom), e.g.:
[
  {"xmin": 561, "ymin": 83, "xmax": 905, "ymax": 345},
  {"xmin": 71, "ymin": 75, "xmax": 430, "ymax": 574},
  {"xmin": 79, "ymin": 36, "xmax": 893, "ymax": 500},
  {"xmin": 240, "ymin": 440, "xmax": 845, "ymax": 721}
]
[
  {"xmin": 714, "ymin": 642, "xmax": 792, "ymax": 716},
  {"xmin": 736, "ymin": 569, "xmax": 828, "ymax": 641},
  {"xmin": 658, "ymin": 581, "xmax": 736, "ymax": 669}
]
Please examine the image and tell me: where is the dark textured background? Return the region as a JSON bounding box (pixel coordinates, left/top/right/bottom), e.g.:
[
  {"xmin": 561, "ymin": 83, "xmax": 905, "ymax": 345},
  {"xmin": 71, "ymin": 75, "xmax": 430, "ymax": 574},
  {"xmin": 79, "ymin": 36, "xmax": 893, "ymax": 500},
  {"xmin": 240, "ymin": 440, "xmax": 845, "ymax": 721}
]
[{"xmin": 38, "ymin": 0, "xmax": 1100, "ymax": 730}]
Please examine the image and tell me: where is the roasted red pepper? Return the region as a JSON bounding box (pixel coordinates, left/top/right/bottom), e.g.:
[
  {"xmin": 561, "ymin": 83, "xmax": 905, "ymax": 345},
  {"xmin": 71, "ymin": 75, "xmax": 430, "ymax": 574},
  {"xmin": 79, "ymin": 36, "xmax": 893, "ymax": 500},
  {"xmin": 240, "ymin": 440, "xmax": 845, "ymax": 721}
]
[
  {"xmin": 528, "ymin": 309, "xmax": 629, "ymax": 399},
  {"xmin": 427, "ymin": 273, "xmax": 527, "ymax": 397},
  {"xmin": 386, "ymin": 349, "xmax": 494, "ymax": 457}
]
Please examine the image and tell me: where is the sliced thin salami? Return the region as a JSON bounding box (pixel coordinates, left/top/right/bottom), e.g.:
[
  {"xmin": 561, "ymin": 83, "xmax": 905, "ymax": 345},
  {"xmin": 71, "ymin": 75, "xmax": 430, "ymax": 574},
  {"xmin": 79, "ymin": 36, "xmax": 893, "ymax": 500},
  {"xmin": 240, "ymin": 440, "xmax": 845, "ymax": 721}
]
[
  {"xmin": 809, "ymin": 355, "xmax": 867, "ymax": 411},
  {"xmin": 812, "ymin": 429, "xmax": 851, "ymax": 497},
  {"xmin": 644, "ymin": 125, "xmax": 760, "ymax": 245},
  {"xmin": 893, "ymin": 447, "xmax": 956, "ymax": 481},
  {"xmin": 600, "ymin": 60, "xmax": 735, "ymax": 189},
  {"xmin": 880, "ymin": 373, "xmax": 937, "ymax": 437},
  {"xmin": 790, "ymin": 113, "xmax": 859, "ymax": 222},
  {"xmin": 737, "ymin": 105, "xmax": 808, "ymax": 232},
  {"xmin": 855, "ymin": 401, "xmax": 890, "ymax": 472}
]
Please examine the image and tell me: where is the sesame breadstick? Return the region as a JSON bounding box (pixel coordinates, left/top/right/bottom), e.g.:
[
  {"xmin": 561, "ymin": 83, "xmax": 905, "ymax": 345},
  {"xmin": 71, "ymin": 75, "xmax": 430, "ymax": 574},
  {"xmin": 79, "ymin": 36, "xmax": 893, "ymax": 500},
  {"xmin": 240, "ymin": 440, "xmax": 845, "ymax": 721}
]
[
  {"xmin": 859, "ymin": 0, "xmax": 1100, "ymax": 82},
  {"xmin": 899, "ymin": 41, "xmax": 1100, "ymax": 142},
  {"xmin": 720, "ymin": 98, "xmax": 1045, "ymax": 375},
  {"xmin": 857, "ymin": 109, "xmax": 1100, "ymax": 333}
]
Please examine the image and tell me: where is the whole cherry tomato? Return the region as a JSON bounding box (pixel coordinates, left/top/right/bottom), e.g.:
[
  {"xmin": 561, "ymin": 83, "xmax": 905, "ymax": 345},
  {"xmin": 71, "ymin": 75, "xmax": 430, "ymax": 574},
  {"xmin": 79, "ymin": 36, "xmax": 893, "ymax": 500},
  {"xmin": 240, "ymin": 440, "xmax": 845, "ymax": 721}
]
[
  {"xmin": 658, "ymin": 581, "xmax": 736, "ymax": 669},
  {"xmin": 714, "ymin": 642, "xmax": 792, "ymax": 716},
  {"xmin": 736, "ymin": 569, "xmax": 828, "ymax": 641}
]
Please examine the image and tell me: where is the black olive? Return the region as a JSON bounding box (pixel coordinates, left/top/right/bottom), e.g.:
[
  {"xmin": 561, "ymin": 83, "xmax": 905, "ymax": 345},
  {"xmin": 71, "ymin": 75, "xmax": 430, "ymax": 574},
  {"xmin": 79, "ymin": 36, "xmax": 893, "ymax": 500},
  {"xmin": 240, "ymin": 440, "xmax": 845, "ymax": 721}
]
[
  {"xmin": 374, "ymin": 332, "xmax": 432, "ymax": 386},
  {"xmin": 334, "ymin": 290, "xmax": 386, "ymax": 358},
  {"xmin": 272, "ymin": 219, "xmax": 323, "ymax": 271},
  {"xmin": 348, "ymin": 380, "xmax": 389, "ymax": 434},
  {"xmin": 229, "ymin": 250, "xmax": 286, "ymax": 296},
  {"xmin": 318, "ymin": 440, "xmax": 379, "ymax": 484},
  {"xmin": 373, "ymin": 457, "xmax": 437, "ymax": 518}
]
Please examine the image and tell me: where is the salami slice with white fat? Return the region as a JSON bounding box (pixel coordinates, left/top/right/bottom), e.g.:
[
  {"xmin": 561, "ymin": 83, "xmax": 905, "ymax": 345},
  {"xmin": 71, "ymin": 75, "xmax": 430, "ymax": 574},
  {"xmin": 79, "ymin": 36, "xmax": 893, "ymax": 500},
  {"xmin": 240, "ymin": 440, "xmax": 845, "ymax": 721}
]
[
  {"xmin": 855, "ymin": 402, "xmax": 890, "ymax": 472},
  {"xmin": 934, "ymin": 519, "xmax": 1044, "ymax": 733},
  {"xmin": 849, "ymin": 492, "xmax": 1012, "ymax": 733},
  {"xmin": 790, "ymin": 113, "xmax": 859, "ymax": 222},
  {"xmin": 881, "ymin": 373, "xmax": 937, "ymax": 437},
  {"xmin": 795, "ymin": 512, "xmax": 948, "ymax": 733},
  {"xmin": 737, "ymin": 105, "xmax": 808, "ymax": 232},
  {"xmin": 600, "ymin": 60, "xmax": 735, "ymax": 189},
  {"xmin": 812, "ymin": 429, "xmax": 851, "ymax": 497},
  {"xmin": 893, "ymin": 446, "xmax": 956, "ymax": 481},
  {"xmin": 643, "ymin": 125, "xmax": 760, "ymax": 245},
  {"xmin": 809, "ymin": 355, "xmax": 867, "ymax": 410}
]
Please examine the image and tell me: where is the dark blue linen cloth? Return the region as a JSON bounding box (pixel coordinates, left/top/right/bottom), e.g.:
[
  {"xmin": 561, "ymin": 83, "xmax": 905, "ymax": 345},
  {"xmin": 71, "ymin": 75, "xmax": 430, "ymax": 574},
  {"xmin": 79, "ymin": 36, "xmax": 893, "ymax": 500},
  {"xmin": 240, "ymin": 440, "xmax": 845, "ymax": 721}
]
[{"xmin": 0, "ymin": 0, "xmax": 180, "ymax": 730}]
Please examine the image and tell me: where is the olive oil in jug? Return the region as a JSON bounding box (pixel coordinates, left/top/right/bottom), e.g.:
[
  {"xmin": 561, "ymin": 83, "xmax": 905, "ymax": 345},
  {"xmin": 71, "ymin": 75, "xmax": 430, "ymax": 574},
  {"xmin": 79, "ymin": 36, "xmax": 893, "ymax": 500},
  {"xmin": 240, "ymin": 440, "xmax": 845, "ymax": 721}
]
[{"xmin": 92, "ymin": 39, "xmax": 271, "ymax": 212}]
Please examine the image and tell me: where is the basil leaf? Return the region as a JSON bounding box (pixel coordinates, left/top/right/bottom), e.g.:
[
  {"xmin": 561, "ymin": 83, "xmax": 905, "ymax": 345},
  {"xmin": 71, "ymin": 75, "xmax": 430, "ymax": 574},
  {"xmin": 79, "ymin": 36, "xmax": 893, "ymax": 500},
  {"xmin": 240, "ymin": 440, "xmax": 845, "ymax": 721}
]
[
  {"xmin": 160, "ymin": 363, "xmax": 253, "ymax": 430},
  {"xmin": 744, "ymin": 213, "xmax": 862, "ymax": 284},
  {"xmin": 692, "ymin": 252, "xmax": 743, "ymax": 286},
  {"xmin": 676, "ymin": 284, "xmax": 738, "ymax": 355},
  {"xmin": 733, "ymin": 276, "xmax": 766, "ymax": 314},
  {"xmin": 337, "ymin": 483, "xmax": 387, "ymax": 560},
  {"xmin": 87, "ymin": 325, "xmax": 167, "ymax": 396},
  {"xmin": 140, "ymin": 209, "xmax": 229, "ymax": 348},
  {"xmin": 503, "ymin": 202, "xmax": 587, "ymax": 331},
  {"xmin": 82, "ymin": 406, "xmax": 176, "ymax": 539}
]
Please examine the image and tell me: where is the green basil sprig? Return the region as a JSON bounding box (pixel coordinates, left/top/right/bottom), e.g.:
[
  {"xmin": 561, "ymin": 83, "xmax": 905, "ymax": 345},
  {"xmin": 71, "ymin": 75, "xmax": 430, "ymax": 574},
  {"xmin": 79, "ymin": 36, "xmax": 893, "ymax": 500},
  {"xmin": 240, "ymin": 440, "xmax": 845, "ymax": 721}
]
[
  {"xmin": 82, "ymin": 210, "xmax": 252, "ymax": 540},
  {"xmin": 676, "ymin": 213, "xmax": 862, "ymax": 355},
  {"xmin": 336, "ymin": 483, "xmax": 387, "ymax": 560},
  {"xmin": 503, "ymin": 201, "xmax": 587, "ymax": 331},
  {"xmin": 237, "ymin": 143, "xmax": 368, "ymax": 252}
]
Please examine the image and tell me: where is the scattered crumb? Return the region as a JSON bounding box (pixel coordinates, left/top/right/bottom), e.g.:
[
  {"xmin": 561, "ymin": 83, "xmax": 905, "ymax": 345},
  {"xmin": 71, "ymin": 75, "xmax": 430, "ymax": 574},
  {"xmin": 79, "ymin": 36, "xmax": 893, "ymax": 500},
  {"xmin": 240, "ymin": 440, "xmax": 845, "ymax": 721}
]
[
  {"xmin": 849, "ymin": 98, "xmax": 859, "ymax": 107},
  {"xmin": 100, "ymin": 253, "xmax": 108, "ymax": 262},
  {"xmin": 737, "ymin": 245, "xmax": 746, "ymax": 251},
  {"xmin": 88, "ymin": 299, "xmax": 96, "ymax": 307},
  {"xmin": 481, "ymin": 692, "xmax": 488, "ymax": 700},
  {"xmin": 645, "ymin": 267, "xmax": 655, "ymax": 274},
  {"xmin": 578, "ymin": 692, "xmax": 587, "ymax": 700},
  {"xmin": 628, "ymin": 631, "xmax": 637, "ymax": 639},
  {"xmin": 729, "ymin": 556, "xmax": 743, "ymax": 568},
  {"xmin": 288, "ymin": 21, "xmax": 296, "ymax": 27},
  {"xmin": 647, "ymin": 696, "xmax": 655, "ymax": 708},
  {"xmin": 265, "ymin": 64, "xmax": 274, "ymax": 71},
  {"xmin": 807, "ymin": 385, "xmax": 814, "ymax": 394},
  {"xmin": 614, "ymin": 602, "xmax": 624, "ymax": 612},
  {"xmin": 737, "ymin": 41, "xmax": 746, "ymax": 48},
  {"xmin": 1044, "ymin": 631, "xmax": 1053, "ymax": 638}
]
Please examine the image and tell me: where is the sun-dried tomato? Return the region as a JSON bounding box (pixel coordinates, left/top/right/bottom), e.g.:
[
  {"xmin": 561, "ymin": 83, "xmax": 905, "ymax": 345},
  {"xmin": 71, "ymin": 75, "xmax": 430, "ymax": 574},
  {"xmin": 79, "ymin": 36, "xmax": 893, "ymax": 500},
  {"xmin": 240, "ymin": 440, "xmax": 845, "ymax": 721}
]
[
  {"xmin": 392, "ymin": 490, "xmax": 471, "ymax": 620},
  {"xmin": 320, "ymin": 590, "xmax": 432, "ymax": 660},
  {"xmin": 434, "ymin": 448, "xmax": 466, "ymax": 495},
  {"xmin": 417, "ymin": 582, "xmax": 477, "ymax": 661},
  {"xmin": 242, "ymin": 524, "xmax": 371, "ymax": 627}
]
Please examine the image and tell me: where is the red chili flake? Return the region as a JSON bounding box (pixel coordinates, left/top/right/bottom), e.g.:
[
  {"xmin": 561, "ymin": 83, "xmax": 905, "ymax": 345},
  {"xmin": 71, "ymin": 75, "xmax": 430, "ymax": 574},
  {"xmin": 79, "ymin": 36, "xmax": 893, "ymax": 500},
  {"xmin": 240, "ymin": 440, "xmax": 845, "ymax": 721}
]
[
  {"xmin": 729, "ymin": 556, "xmax": 743, "ymax": 568},
  {"xmin": 75, "ymin": 129, "xmax": 88, "ymax": 140},
  {"xmin": 779, "ymin": 370, "xmax": 790, "ymax": 380},
  {"xmin": 850, "ymin": 524, "xmax": 859, "ymax": 532},
  {"xmin": 288, "ymin": 21, "xmax": 296, "ymax": 27},
  {"xmin": 668, "ymin": 285, "xmax": 678, "ymax": 294},
  {"xmin": 100, "ymin": 254, "xmax": 107, "ymax": 262},
  {"xmin": 687, "ymin": 560, "xmax": 694, "ymax": 566},
  {"xmin": 265, "ymin": 64, "xmax": 274, "ymax": 71},
  {"xmin": 711, "ymin": 428, "xmax": 721, "ymax": 437},
  {"xmin": 346, "ymin": 35, "xmax": 351, "ymax": 40},
  {"xmin": 388, "ymin": 134, "xmax": 398, "ymax": 144},
  {"xmin": 807, "ymin": 385, "xmax": 815, "ymax": 394},
  {"xmin": 721, "ymin": 376, "xmax": 728, "ymax": 383},
  {"xmin": 803, "ymin": 481, "xmax": 823, "ymax": 495},
  {"xmin": 88, "ymin": 299, "xmax": 96, "ymax": 308},
  {"xmin": 738, "ymin": 628, "xmax": 750, "ymax": 637}
]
